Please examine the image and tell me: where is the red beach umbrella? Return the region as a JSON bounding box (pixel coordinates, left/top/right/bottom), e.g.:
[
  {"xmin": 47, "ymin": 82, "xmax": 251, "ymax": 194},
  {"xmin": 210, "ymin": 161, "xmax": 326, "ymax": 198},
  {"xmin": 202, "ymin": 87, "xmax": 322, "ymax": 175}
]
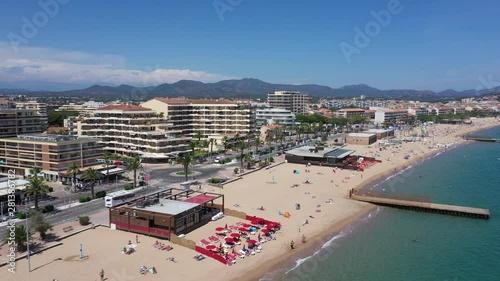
[
  {"xmin": 247, "ymin": 239, "xmax": 257, "ymax": 245},
  {"xmin": 242, "ymin": 223, "xmax": 252, "ymax": 228},
  {"xmin": 261, "ymin": 229, "xmax": 270, "ymax": 233},
  {"xmin": 206, "ymin": 245, "xmax": 216, "ymax": 250},
  {"xmin": 230, "ymin": 233, "xmax": 240, "ymax": 238},
  {"xmin": 238, "ymin": 227, "xmax": 248, "ymax": 232},
  {"xmin": 225, "ymin": 237, "xmax": 234, "ymax": 243},
  {"xmin": 215, "ymin": 227, "xmax": 225, "ymax": 232}
]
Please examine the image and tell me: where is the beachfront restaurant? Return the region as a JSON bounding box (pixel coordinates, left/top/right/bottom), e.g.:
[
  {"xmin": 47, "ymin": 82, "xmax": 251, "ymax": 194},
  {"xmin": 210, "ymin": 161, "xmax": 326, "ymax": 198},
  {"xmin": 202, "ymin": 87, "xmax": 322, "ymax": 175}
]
[
  {"xmin": 285, "ymin": 146, "xmax": 354, "ymax": 166},
  {"xmin": 109, "ymin": 188, "xmax": 224, "ymax": 239}
]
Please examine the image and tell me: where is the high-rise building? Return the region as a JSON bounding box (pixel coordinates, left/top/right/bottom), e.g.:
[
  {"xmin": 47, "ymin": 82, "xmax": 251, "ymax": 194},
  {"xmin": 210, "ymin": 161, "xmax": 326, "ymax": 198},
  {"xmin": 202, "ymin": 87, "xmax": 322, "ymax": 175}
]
[
  {"xmin": 0, "ymin": 108, "xmax": 43, "ymax": 138},
  {"xmin": 15, "ymin": 101, "xmax": 48, "ymax": 129},
  {"xmin": 0, "ymin": 133, "xmax": 103, "ymax": 181},
  {"xmin": 267, "ymin": 91, "xmax": 310, "ymax": 115},
  {"xmin": 78, "ymin": 104, "xmax": 191, "ymax": 160},
  {"xmin": 141, "ymin": 98, "xmax": 255, "ymax": 139},
  {"xmin": 255, "ymin": 108, "xmax": 295, "ymax": 127}
]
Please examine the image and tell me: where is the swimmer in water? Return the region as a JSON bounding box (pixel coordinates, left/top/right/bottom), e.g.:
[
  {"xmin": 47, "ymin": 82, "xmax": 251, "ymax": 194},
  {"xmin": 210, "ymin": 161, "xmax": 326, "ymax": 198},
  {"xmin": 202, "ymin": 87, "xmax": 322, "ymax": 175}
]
[{"xmin": 414, "ymin": 238, "xmax": 419, "ymax": 243}]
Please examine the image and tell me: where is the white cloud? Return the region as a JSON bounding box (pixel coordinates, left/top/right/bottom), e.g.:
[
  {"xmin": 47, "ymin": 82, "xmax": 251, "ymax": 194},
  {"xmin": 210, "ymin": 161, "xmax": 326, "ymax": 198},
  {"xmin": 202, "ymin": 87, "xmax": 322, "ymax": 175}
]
[{"xmin": 0, "ymin": 42, "xmax": 237, "ymax": 86}]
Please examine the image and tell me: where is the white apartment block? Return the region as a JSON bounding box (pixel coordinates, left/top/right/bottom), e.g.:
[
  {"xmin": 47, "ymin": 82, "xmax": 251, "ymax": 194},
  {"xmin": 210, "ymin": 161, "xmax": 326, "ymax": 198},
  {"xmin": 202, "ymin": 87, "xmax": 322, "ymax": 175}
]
[
  {"xmin": 255, "ymin": 108, "xmax": 295, "ymax": 127},
  {"xmin": 141, "ymin": 98, "xmax": 255, "ymax": 140},
  {"xmin": 374, "ymin": 109, "xmax": 409, "ymax": 124},
  {"xmin": 15, "ymin": 101, "xmax": 48, "ymax": 129},
  {"xmin": 407, "ymin": 108, "xmax": 429, "ymax": 116},
  {"xmin": 267, "ymin": 91, "xmax": 310, "ymax": 115},
  {"xmin": 77, "ymin": 104, "xmax": 191, "ymax": 158},
  {"xmin": 336, "ymin": 108, "xmax": 366, "ymax": 118}
]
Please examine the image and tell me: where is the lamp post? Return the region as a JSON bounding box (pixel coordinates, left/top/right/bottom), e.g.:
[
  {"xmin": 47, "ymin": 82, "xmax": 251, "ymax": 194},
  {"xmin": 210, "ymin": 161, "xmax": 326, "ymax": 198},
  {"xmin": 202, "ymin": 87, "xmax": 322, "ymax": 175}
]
[{"xmin": 26, "ymin": 218, "xmax": 31, "ymax": 272}]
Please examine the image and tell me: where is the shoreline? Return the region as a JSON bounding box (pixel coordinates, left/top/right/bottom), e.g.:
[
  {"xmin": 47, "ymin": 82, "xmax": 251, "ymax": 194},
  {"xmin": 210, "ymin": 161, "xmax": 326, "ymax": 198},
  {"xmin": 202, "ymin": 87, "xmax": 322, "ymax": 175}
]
[{"xmin": 244, "ymin": 121, "xmax": 500, "ymax": 281}]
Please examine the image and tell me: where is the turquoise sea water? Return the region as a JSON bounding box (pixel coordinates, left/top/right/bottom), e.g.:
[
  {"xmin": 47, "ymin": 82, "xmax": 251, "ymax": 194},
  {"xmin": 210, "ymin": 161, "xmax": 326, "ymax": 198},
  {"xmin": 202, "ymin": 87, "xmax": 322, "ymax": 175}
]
[{"xmin": 282, "ymin": 126, "xmax": 500, "ymax": 281}]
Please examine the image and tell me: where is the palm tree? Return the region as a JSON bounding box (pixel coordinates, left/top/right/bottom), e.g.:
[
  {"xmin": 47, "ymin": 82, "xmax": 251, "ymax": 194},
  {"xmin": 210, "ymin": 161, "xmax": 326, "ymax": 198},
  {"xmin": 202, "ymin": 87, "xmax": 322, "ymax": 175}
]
[
  {"xmin": 209, "ymin": 138, "xmax": 217, "ymax": 157},
  {"xmin": 126, "ymin": 157, "xmax": 143, "ymax": 189},
  {"xmin": 30, "ymin": 210, "xmax": 52, "ymax": 240},
  {"xmin": 236, "ymin": 141, "xmax": 248, "ymax": 169},
  {"xmin": 243, "ymin": 154, "xmax": 253, "ymax": 169},
  {"xmin": 82, "ymin": 168, "xmax": 100, "ymax": 198},
  {"xmin": 67, "ymin": 163, "xmax": 80, "ymax": 192},
  {"xmin": 195, "ymin": 131, "xmax": 204, "ymax": 142},
  {"xmin": 222, "ymin": 136, "xmax": 229, "ymax": 150},
  {"xmin": 29, "ymin": 166, "xmax": 42, "ymax": 178},
  {"xmin": 103, "ymin": 151, "xmax": 113, "ymax": 183},
  {"xmin": 254, "ymin": 138, "xmax": 262, "ymax": 154},
  {"xmin": 177, "ymin": 154, "xmax": 193, "ymax": 182},
  {"xmin": 189, "ymin": 141, "xmax": 197, "ymax": 156},
  {"xmin": 3, "ymin": 224, "xmax": 32, "ymax": 252},
  {"xmin": 24, "ymin": 175, "xmax": 50, "ymax": 210}
]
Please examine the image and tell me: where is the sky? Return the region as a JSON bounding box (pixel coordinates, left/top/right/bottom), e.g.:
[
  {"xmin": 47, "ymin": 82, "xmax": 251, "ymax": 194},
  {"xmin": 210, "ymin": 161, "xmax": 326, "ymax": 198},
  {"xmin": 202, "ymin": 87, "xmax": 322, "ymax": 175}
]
[{"xmin": 0, "ymin": 0, "xmax": 499, "ymax": 91}]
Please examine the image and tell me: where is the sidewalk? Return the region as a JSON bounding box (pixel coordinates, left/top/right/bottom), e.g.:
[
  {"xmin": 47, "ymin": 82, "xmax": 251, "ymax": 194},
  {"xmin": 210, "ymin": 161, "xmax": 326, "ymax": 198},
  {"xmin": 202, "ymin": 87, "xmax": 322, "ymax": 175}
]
[{"xmin": 0, "ymin": 209, "xmax": 109, "ymax": 265}]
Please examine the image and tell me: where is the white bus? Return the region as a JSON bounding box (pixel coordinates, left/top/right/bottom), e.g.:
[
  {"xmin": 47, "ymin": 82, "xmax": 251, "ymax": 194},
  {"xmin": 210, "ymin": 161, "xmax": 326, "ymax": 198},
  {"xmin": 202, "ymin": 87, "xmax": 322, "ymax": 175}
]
[{"xmin": 104, "ymin": 190, "xmax": 136, "ymax": 207}]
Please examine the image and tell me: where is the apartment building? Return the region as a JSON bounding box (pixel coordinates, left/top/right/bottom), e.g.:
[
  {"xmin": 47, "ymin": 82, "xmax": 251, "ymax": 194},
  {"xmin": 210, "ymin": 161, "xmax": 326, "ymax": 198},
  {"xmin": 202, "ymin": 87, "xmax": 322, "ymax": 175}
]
[
  {"xmin": 374, "ymin": 109, "xmax": 409, "ymax": 125},
  {"xmin": 141, "ymin": 98, "xmax": 255, "ymax": 140},
  {"xmin": 407, "ymin": 108, "xmax": 429, "ymax": 116},
  {"xmin": 15, "ymin": 101, "xmax": 48, "ymax": 129},
  {"xmin": 336, "ymin": 108, "xmax": 366, "ymax": 118},
  {"xmin": 267, "ymin": 91, "xmax": 310, "ymax": 115},
  {"xmin": 0, "ymin": 108, "xmax": 43, "ymax": 138},
  {"xmin": 255, "ymin": 108, "xmax": 295, "ymax": 127},
  {"xmin": 56, "ymin": 101, "xmax": 105, "ymax": 117},
  {"xmin": 78, "ymin": 104, "xmax": 191, "ymax": 159},
  {"xmin": 0, "ymin": 134, "xmax": 103, "ymax": 181}
]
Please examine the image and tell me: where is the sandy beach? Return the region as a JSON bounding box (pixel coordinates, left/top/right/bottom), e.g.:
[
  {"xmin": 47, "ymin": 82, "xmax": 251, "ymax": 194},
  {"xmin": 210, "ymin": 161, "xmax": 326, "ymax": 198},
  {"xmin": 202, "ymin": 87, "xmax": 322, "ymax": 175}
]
[{"xmin": 1, "ymin": 117, "xmax": 498, "ymax": 281}]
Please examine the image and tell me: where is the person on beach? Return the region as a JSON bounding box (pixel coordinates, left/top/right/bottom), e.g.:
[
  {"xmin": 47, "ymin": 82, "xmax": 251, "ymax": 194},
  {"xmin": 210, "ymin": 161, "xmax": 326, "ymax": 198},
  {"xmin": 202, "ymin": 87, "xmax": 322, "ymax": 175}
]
[
  {"xmin": 301, "ymin": 235, "xmax": 306, "ymax": 243},
  {"xmin": 290, "ymin": 240, "xmax": 295, "ymax": 250},
  {"xmin": 136, "ymin": 235, "xmax": 139, "ymax": 244},
  {"xmin": 99, "ymin": 269, "xmax": 105, "ymax": 281}
]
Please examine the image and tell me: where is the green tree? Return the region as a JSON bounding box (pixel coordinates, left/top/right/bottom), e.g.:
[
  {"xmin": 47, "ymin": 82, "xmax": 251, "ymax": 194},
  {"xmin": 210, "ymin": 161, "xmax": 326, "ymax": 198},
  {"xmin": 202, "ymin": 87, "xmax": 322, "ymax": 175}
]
[
  {"xmin": 47, "ymin": 110, "xmax": 79, "ymax": 127},
  {"xmin": 236, "ymin": 141, "xmax": 248, "ymax": 169},
  {"xmin": 243, "ymin": 154, "xmax": 253, "ymax": 169},
  {"xmin": 103, "ymin": 151, "xmax": 113, "ymax": 183},
  {"xmin": 4, "ymin": 224, "xmax": 32, "ymax": 252},
  {"xmin": 30, "ymin": 210, "xmax": 52, "ymax": 240},
  {"xmin": 209, "ymin": 138, "xmax": 217, "ymax": 157},
  {"xmin": 82, "ymin": 168, "xmax": 100, "ymax": 198},
  {"xmin": 222, "ymin": 136, "xmax": 229, "ymax": 150},
  {"xmin": 126, "ymin": 157, "xmax": 143, "ymax": 189},
  {"xmin": 189, "ymin": 141, "xmax": 197, "ymax": 156},
  {"xmin": 195, "ymin": 131, "xmax": 204, "ymax": 141},
  {"xmin": 178, "ymin": 154, "xmax": 193, "ymax": 182},
  {"xmin": 24, "ymin": 174, "xmax": 50, "ymax": 210},
  {"xmin": 67, "ymin": 163, "xmax": 80, "ymax": 192}
]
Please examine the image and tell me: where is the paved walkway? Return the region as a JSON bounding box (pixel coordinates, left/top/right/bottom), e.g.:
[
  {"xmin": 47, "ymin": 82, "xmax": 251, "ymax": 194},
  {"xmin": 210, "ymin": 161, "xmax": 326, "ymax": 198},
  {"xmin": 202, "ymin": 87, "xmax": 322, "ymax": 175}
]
[{"xmin": 0, "ymin": 209, "xmax": 109, "ymax": 264}]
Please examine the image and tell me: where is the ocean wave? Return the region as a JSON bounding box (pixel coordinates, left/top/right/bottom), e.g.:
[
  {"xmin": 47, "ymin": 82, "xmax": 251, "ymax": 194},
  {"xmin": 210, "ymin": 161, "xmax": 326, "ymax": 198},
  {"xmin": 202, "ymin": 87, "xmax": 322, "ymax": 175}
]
[{"xmin": 280, "ymin": 208, "xmax": 380, "ymax": 277}]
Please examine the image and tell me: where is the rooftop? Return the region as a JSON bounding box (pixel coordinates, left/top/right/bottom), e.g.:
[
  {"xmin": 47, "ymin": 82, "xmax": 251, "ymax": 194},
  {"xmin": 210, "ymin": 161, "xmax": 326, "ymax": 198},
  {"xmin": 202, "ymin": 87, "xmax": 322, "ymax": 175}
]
[
  {"xmin": 338, "ymin": 108, "xmax": 365, "ymax": 112},
  {"xmin": 97, "ymin": 104, "xmax": 152, "ymax": 111},
  {"xmin": 285, "ymin": 145, "xmax": 354, "ymax": 159},
  {"xmin": 131, "ymin": 198, "xmax": 199, "ymax": 215},
  {"xmin": 348, "ymin": 133, "xmax": 376, "ymax": 137},
  {"xmin": 0, "ymin": 134, "xmax": 97, "ymax": 143},
  {"xmin": 365, "ymin": 129, "xmax": 393, "ymax": 133},
  {"xmin": 154, "ymin": 98, "xmax": 235, "ymax": 105}
]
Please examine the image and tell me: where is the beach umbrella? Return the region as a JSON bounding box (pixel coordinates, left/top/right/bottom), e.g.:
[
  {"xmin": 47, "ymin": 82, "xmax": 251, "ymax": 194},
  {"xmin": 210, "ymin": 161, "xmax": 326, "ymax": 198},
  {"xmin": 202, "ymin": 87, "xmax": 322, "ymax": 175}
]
[
  {"xmin": 230, "ymin": 233, "xmax": 240, "ymax": 238},
  {"xmin": 242, "ymin": 223, "xmax": 252, "ymax": 228},
  {"xmin": 206, "ymin": 245, "xmax": 216, "ymax": 250},
  {"xmin": 215, "ymin": 227, "xmax": 225, "ymax": 232},
  {"xmin": 261, "ymin": 229, "xmax": 270, "ymax": 234},
  {"xmin": 225, "ymin": 237, "xmax": 234, "ymax": 243},
  {"xmin": 225, "ymin": 223, "xmax": 228, "ymax": 229},
  {"xmin": 238, "ymin": 227, "xmax": 248, "ymax": 232},
  {"xmin": 247, "ymin": 239, "xmax": 257, "ymax": 245}
]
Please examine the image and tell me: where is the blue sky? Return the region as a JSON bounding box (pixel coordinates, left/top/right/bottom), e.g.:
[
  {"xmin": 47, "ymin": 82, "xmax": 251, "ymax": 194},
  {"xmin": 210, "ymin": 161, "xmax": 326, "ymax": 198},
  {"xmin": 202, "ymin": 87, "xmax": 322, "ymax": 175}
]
[{"xmin": 1, "ymin": 0, "xmax": 499, "ymax": 91}]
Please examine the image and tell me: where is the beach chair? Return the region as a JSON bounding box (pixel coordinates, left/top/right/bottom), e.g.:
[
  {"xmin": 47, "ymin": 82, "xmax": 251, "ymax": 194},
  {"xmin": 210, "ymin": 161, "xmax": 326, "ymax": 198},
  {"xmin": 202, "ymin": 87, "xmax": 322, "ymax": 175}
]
[
  {"xmin": 200, "ymin": 239, "xmax": 211, "ymax": 247},
  {"xmin": 209, "ymin": 235, "xmax": 220, "ymax": 243}
]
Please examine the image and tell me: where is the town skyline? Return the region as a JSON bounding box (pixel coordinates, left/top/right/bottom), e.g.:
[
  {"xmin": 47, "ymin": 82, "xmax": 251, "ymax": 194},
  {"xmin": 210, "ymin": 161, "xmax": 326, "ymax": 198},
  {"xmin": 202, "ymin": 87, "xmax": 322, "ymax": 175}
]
[{"xmin": 1, "ymin": 0, "xmax": 500, "ymax": 92}]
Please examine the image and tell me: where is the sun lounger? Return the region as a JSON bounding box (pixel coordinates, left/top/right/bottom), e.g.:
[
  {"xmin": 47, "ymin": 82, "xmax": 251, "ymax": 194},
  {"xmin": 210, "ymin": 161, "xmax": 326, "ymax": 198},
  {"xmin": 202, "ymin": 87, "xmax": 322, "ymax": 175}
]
[
  {"xmin": 200, "ymin": 239, "xmax": 211, "ymax": 246},
  {"xmin": 209, "ymin": 236, "xmax": 220, "ymax": 242}
]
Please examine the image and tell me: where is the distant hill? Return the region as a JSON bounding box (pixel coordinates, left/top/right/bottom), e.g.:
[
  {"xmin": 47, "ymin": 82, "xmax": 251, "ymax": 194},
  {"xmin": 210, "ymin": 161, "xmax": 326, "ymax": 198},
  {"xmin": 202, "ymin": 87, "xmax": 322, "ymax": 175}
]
[{"xmin": 12, "ymin": 78, "xmax": 500, "ymax": 101}]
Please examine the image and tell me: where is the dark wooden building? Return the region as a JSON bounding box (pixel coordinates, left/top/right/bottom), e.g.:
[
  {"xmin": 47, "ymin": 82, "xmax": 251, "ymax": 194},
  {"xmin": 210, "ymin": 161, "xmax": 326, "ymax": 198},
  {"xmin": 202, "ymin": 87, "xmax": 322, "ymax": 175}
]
[{"xmin": 109, "ymin": 188, "xmax": 224, "ymax": 239}]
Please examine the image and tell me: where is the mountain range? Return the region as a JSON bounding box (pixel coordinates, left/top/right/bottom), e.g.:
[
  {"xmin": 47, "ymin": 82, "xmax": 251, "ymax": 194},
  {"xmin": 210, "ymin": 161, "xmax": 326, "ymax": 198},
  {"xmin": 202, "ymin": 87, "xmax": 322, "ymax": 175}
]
[{"xmin": 1, "ymin": 78, "xmax": 499, "ymax": 101}]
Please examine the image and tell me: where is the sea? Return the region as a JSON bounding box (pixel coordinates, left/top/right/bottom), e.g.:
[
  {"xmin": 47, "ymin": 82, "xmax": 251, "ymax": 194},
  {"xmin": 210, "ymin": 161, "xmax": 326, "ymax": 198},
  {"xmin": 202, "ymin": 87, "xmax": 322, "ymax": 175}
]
[{"xmin": 275, "ymin": 125, "xmax": 500, "ymax": 281}]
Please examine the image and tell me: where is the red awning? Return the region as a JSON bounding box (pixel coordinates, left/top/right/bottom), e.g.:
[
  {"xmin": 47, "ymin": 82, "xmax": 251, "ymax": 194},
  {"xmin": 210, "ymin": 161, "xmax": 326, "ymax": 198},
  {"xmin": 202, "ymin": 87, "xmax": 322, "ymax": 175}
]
[{"xmin": 184, "ymin": 194, "xmax": 217, "ymax": 204}]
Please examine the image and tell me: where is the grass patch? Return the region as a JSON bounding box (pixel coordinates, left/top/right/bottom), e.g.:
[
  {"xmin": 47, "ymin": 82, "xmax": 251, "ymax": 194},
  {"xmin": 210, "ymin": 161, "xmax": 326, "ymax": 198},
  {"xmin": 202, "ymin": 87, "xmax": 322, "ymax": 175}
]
[{"xmin": 176, "ymin": 171, "xmax": 194, "ymax": 175}]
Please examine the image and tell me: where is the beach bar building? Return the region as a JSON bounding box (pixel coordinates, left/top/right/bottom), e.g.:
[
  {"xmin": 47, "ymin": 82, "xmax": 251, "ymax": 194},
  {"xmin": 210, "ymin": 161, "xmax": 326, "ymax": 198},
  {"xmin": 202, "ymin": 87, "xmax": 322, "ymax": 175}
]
[
  {"xmin": 285, "ymin": 145, "xmax": 354, "ymax": 166},
  {"xmin": 109, "ymin": 188, "xmax": 224, "ymax": 239},
  {"xmin": 345, "ymin": 133, "xmax": 377, "ymax": 145}
]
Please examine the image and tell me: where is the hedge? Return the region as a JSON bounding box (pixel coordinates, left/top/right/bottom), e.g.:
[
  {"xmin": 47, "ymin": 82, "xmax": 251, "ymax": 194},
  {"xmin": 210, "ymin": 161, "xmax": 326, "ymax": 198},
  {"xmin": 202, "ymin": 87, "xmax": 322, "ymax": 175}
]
[
  {"xmin": 79, "ymin": 216, "xmax": 90, "ymax": 226},
  {"xmin": 42, "ymin": 205, "xmax": 55, "ymax": 213},
  {"xmin": 95, "ymin": 191, "xmax": 107, "ymax": 198},
  {"xmin": 79, "ymin": 196, "xmax": 92, "ymax": 203}
]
